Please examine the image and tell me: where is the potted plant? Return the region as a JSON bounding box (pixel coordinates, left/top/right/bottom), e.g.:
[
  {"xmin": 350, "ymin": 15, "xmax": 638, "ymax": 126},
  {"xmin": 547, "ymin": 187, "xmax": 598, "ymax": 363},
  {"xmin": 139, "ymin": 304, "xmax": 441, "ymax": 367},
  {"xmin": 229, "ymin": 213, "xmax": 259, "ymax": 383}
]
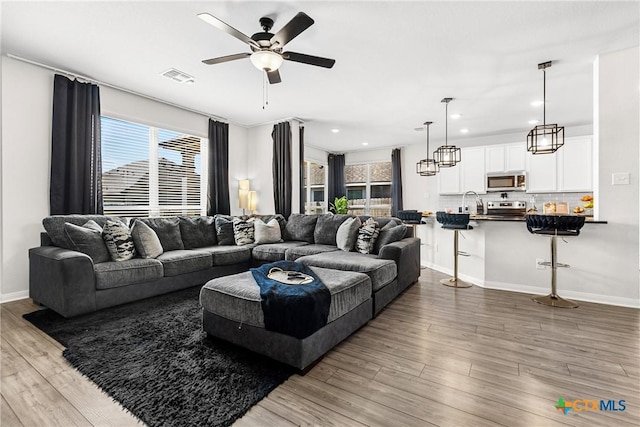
[{"xmin": 329, "ymin": 196, "xmax": 349, "ymax": 214}]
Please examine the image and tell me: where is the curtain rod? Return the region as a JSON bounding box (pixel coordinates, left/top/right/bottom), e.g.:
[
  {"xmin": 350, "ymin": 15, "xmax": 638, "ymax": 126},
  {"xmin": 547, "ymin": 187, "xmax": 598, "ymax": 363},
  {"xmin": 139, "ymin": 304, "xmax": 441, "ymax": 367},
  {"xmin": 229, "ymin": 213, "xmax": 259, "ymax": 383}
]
[{"xmin": 6, "ymin": 53, "xmax": 235, "ymax": 125}]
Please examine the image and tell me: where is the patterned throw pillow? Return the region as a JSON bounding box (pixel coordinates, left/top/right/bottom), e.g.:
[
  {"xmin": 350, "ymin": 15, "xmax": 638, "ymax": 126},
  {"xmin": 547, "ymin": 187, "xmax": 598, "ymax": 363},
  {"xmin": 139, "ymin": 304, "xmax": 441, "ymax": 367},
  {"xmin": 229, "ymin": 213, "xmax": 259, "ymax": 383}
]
[
  {"xmin": 102, "ymin": 220, "xmax": 136, "ymax": 262},
  {"xmin": 254, "ymin": 218, "xmax": 283, "ymax": 244},
  {"xmin": 233, "ymin": 217, "xmax": 255, "ymax": 246},
  {"xmin": 336, "ymin": 217, "xmax": 361, "ymax": 252},
  {"xmin": 215, "ymin": 216, "xmax": 235, "ymax": 245},
  {"xmin": 355, "ymin": 218, "xmax": 379, "ymax": 254},
  {"xmin": 64, "ymin": 220, "xmax": 111, "ymax": 263},
  {"xmin": 131, "ymin": 220, "xmax": 164, "ymax": 259}
]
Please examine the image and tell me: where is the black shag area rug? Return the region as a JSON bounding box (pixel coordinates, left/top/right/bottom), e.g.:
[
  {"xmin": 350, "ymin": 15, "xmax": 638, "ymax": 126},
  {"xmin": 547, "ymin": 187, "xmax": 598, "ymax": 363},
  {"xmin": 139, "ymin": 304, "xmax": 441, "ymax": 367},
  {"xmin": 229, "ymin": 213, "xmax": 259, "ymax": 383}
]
[{"xmin": 24, "ymin": 286, "xmax": 295, "ymax": 427}]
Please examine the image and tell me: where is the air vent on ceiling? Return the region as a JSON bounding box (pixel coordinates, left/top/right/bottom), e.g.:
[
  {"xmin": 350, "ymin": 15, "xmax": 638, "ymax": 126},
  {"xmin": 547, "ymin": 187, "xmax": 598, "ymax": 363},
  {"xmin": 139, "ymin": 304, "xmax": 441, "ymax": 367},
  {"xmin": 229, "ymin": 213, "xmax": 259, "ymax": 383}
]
[{"xmin": 161, "ymin": 68, "xmax": 195, "ymax": 84}]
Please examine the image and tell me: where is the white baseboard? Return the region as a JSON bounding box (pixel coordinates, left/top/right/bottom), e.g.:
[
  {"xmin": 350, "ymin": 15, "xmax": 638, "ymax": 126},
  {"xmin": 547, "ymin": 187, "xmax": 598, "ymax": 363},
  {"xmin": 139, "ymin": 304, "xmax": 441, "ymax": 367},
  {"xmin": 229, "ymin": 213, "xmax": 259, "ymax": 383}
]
[{"xmin": 0, "ymin": 290, "xmax": 29, "ymax": 303}]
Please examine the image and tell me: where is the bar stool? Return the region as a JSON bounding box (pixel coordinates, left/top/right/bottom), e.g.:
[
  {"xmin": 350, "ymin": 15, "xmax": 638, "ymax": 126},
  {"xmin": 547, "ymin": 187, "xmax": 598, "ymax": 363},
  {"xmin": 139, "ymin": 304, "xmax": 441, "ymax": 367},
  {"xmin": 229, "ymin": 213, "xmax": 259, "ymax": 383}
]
[
  {"xmin": 436, "ymin": 212, "xmax": 473, "ymax": 288},
  {"xmin": 525, "ymin": 214, "xmax": 585, "ymax": 308}
]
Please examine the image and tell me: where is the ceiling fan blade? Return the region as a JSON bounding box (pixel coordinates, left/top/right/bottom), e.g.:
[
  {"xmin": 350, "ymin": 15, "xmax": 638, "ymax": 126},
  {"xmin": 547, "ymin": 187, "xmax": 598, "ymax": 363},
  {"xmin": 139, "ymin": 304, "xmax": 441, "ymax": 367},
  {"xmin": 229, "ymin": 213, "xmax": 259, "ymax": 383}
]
[
  {"xmin": 270, "ymin": 12, "xmax": 314, "ymax": 47},
  {"xmin": 267, "ymin": 69, "xmax": 282, "ymax": 84},
  {"xmin": 283, "ymin": 51, "xmax": 335, "ymax": 69},
  {"xmin": 197, "ymin": 13, "xmax": 260, "ymax": 48},
  {"xmin": 202, "ymin": 53, "xmax": 251, "ymax": 65}
]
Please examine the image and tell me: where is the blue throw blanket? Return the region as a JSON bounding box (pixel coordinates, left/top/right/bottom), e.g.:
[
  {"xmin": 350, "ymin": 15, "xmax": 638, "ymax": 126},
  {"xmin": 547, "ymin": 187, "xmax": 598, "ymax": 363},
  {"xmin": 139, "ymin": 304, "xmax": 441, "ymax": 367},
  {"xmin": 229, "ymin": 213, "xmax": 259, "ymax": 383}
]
[{"xmin": 250, "ymin": 261, "xmax": 331, "ymax": 339}]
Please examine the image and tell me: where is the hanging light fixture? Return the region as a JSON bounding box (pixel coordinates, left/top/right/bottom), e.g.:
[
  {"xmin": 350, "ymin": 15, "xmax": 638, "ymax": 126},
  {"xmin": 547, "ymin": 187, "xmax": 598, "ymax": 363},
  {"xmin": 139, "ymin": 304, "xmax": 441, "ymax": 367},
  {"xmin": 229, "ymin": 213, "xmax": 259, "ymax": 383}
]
[
  {"xmin": 416, "ymin": 121, "xmax": 439, "ymax": 176},
  {"xmin": 527, "ymin": 61, "xmax": 564, "ymax": 154},
  {"xmin": 433, "ymin": 97, "xmax": 461, "ymax": 167}
]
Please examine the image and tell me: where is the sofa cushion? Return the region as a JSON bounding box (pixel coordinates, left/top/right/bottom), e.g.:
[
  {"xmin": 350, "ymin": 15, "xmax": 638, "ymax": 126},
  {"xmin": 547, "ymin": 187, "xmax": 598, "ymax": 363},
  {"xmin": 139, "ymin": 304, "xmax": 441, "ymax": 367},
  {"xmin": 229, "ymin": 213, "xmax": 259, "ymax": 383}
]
[
  {"xmin": 193, "ymin": 245, "xmax": 252, "ymax": 266},
  {"xmin": 94, "ymin": 258, "xmax": 163, "ymax": 290},
  {"xmin": 356, "ymin": 217, "xmax": 379, "ymax": 254},
  {"xmin": 138, "ymin": 217, "xmax": 184, "ymax": 251},
  {"xmin": 156, "ymin": 250, "xmax": 212, "ymax": 276},
  {"xmin": 215, "ymin": 216, "xmax": 235, "ymax": 245},
  {"xmin": 374, "ymin": 222, "xmax": 407, "ymax": 254},
  {"xmin": 179, "ymin": 216, "xmax": 217, "ymax": 249},
  {"xmin": 233, "ymin": 217, "xmax": 255, "ymax": 246},
  {"xmin": 102, "ymin": 220, "xmax": 137, "ymax": 262},
  {"xmin": 336, "ymin": 217, "xmax": 362, "ymax": 252},
  {"xmin": 253, "ymin": 218, "xmax": 283, "ymax": 244},
  {"xmin": 284, "ymin": 244, "xmax": 340, "ymax": 261},
  {"xmin": 43, "ymin": 215, "xmax": 121, "ymax": 249},
  {"xmin": 64, "ymin": 221, "xmax": 111, "ymax": 264},
  {"xmin": 283, "ymin": 214, "xmax": 318, "ymax": 243},
  {"xmin": 130, "ymin": 220, "xmax": 163, "ymax": 259},
  {"xmin": 314, "ymin": 214, "xmax": 351, "ymax": 246},
  {"xmin": 251, "ymin": 241, "xmax": 309, "ymax": 262},
  {"xmin": 296, "ymin": 251, "xmax": 397, "ymax": 291}
]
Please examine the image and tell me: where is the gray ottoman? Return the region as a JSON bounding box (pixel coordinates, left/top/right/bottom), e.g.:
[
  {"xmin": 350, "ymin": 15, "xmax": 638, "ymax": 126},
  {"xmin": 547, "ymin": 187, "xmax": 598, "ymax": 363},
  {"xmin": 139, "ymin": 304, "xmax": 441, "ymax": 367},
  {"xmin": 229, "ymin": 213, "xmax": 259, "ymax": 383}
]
[{"xmin": 200, "ymin": 266, "xmax": 372, "ymax": 370}]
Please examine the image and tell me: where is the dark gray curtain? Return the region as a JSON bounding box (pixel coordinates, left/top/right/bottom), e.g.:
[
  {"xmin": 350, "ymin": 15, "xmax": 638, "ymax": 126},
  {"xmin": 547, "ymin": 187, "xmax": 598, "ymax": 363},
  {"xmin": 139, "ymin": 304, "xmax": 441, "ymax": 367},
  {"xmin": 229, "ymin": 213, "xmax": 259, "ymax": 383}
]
[
  {"xmin": 207, "ymin": 119, "xmax": 230, "ymax": 215},
  {"xmin": 272, "ymin": 122, "xmax": 292, "ymax": 218},
  {"xmin": 327, "ymin": 153, "xmax": 346, "ymax": 209},
  {"xmin": 391, "ymin": 148, "xmax": 403, "ymax": 217},
  {"xmin": 50, "ymin": 74, "xmax": 103, "ymax": 215},
  {"xmin": 299, "ymin": 126, "xmax": 305, "ymax": 214}
]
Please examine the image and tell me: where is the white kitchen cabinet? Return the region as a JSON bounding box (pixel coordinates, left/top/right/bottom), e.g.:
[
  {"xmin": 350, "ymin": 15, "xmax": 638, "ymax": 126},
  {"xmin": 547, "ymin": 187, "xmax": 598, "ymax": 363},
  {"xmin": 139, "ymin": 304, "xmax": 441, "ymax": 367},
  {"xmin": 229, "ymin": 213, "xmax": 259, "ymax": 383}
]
[
  {"xmin": 437, "ymin": 164, "xmax": 461, "ymax": 194},
  {"xmin": 461, "ymin": 147, "xmax": 486, "ymax": 193},
  {"xmin": 485, "ymin": 146, "xmax": 505, "ymax": 173},
  {"xmin": 557, "ymin": 137, "xmax": 593, "ymax": 191},
  {"xmin": 505, "ymin": 144, "xmax": 526, "ymax": 171},
  {"xmin": 526, "ymin": 150, "xmax": 557, "ymax": 193}
]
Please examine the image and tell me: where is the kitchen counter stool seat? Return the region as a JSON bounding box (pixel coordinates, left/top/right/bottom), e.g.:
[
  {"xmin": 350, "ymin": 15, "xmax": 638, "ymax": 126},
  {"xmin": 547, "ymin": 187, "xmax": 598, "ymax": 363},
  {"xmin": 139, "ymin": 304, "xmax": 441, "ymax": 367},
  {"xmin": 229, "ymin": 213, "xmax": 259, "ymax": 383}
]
[
  {"xmin": 436, "ymin": 212, "xmax": 473, "ymax": 288},
  {"xmin": 525, "ymin": 214, "xmax": 586, "ymax": 308}
]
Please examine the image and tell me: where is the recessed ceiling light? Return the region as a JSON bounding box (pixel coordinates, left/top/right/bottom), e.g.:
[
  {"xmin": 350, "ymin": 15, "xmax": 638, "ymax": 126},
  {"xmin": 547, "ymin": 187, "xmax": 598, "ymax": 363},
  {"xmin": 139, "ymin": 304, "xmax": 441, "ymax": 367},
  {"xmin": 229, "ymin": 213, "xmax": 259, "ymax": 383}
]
[
  {"xmin": 361, "ymin": 142, "xmax": 369, "ymax": 146},
  {"xmin": 528, "ymin": 119, "xmax": 539, "ymax": 125},
  {"xmin": 460, "ymin": 128, "xmax": 469, "ymax": 134},
  {"xmin": 450, "ymin": 113, "xmax": 461, "ymax": 119},
  {"xmin": 531, "ymin": 100, "xmax": 544, "ymax": 107},
  {"xmin": 331, "ymin": 128, "xmax": 340, "ymax": 133}
]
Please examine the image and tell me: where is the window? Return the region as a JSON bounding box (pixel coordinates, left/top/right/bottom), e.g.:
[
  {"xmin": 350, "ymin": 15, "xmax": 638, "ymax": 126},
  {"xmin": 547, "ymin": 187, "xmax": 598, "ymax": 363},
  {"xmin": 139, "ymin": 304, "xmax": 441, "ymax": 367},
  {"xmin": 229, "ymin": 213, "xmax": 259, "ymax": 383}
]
[
  {"xmin": 345, "ymin": 162, "xmax": 392, "ymax": 216},
  {"xmin": 101, "ymin": 116, "xmax": 207, "ymax": 217},
  {"xmin": 303, "ymin": 160, "xmax": 327, "ymax": 214}
]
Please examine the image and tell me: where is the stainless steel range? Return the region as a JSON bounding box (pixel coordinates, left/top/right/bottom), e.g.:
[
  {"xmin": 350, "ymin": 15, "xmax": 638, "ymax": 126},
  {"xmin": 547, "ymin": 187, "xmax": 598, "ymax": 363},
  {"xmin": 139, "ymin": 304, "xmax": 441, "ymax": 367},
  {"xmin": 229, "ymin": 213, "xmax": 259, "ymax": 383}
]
[{"xmin": 486, "ymin": 201, "xmax": 527, "ymax": 216}]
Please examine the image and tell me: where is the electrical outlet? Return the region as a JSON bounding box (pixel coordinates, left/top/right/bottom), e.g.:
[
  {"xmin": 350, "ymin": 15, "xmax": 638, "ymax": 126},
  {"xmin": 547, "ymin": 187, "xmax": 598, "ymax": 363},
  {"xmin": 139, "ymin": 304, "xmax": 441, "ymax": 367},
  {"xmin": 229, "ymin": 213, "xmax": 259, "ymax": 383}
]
[{"xmin": 536, "ymin": 258, "xmax": 545, "ymax": 270}]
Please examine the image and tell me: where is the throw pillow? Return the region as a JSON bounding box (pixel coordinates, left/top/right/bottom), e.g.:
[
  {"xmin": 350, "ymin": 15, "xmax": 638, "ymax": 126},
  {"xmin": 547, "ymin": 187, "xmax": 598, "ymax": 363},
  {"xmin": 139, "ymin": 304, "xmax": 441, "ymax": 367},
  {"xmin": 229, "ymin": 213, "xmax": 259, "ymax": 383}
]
[
  {"xmin": 374, "ymin": 223, "xmax": 408, "ymax": 254},
  {"xmin": 233, "ymin": 217, "xmax": 255, "ymax": 246},
  {"xmin": 215, "ymin": 215, "xmax": 236, "ymax": 245},
  {"xmin": 335, "ymin": 217, "xmax": 361, "ymax": 252},
  {"xmin": 179, "ymin": 216, "xmax": 217, "ymax": 249},
  {"xmin": 131, "ymin": 220, "xmax": 163, "ymax": 259},
  {"xmin": 64, "ymin": 220, "xmax": 111, "ymax": 263},
  {"xmin": 283, "ymin": 214, "xmax": 318, "ymax": 243},
  {"xmin": 250, "ymin": 214, "xmax": 287, "ymax": 235},
  {"xmin": 254, "ymin": 218, "xmax": 283, "ymax": 244},
  {"xmin": 138, "ymin": 217, "xmax": 184, "ymax": 251},
  {"xmin": 314, "ymin": 214, "xmax": 351, "ymax": 246},
  {"xmin": 355, "ymin": 217, "xmax": 379, "ymax": 254},
  {"xmin": 102, "ymin": 220, "xmax": 136, "ymax": 262}
]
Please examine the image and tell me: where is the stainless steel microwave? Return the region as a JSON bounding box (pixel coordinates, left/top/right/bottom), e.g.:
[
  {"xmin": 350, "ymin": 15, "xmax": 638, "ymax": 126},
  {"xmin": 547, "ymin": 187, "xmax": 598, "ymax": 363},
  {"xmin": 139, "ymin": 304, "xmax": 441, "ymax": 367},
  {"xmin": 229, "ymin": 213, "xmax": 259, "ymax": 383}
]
[{"xmin": 486, "ymin": 172, "xmax": 526, "ymax": 192}]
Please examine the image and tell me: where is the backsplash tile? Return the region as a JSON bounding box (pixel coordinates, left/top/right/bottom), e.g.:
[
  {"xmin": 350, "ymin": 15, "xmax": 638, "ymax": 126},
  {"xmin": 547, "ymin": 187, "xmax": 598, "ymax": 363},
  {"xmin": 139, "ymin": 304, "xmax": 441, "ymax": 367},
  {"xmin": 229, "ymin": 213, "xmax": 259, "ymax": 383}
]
[{"xmin": 438, "ymin": 191, "xmax": 594, "ymax": 214}]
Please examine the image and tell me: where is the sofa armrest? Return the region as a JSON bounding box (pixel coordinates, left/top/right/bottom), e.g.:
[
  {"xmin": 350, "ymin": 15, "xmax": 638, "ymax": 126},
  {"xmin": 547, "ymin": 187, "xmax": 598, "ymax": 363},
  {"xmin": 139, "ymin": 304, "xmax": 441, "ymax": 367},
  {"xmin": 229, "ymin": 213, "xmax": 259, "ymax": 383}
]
[
  {"xmin": 378, "ymin": 237, "xmax": 421, "ymax": 289},
  {"xmin": 29, "ymin": 246, "xmax": 97, "ymax": 318}
]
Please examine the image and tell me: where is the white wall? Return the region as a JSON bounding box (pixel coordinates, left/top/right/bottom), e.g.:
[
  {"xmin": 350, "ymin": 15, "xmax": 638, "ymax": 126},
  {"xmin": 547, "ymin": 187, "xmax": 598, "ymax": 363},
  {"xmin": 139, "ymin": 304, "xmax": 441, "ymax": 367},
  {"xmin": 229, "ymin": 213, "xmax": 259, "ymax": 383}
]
[
  {"xmin": 305, "ymin": 145, "xmax": 328, "ymax": 164},
  {"xmin": 0, "ymin": 56, "xmax": 248, "ymax": 300},
  {"xmin": 402, "ymin": 143, "xmax": 439, "ymax": 213},
  {"xmin": 246, "ymin": 124, "xmax": 275, "ymax": 215},
  {"xmin": 345, "ymin": 147, "xmax": 391, "ymax": 164}
]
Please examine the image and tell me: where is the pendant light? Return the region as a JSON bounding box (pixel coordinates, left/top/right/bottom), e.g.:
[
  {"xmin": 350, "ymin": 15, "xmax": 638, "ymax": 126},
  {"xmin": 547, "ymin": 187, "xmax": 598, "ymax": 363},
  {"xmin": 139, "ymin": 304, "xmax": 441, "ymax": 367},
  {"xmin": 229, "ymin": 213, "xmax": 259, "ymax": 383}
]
[
  {"xmin": 527, "ymin": 61, "xmax": 564, "ymax": 154},
  {"xmin": 416, "ymin": 121, "xmax": 439, "ymax": 176},
  {"xmin": 433, "ymin": 97, "xmax": 461, "ymax": 167}
]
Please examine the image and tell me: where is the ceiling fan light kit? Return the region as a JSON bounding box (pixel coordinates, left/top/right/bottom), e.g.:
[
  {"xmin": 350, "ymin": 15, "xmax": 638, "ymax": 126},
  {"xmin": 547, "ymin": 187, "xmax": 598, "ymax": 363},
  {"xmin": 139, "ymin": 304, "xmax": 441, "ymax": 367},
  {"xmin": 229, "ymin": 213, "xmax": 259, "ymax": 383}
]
[
  {"xmin": 433, "ymin": 97, "xmax": 461, "ymax": 168},
  {"xmin": 416, "ymin": 121, "xmax": 439, "ymax": 176},
  {"xmin": 250, "ymin": 50, "xmax": 283, "ymax": 71},
  {"xmin": 527, "ymin": 61, "xmax": 564, "ymax": 154}
]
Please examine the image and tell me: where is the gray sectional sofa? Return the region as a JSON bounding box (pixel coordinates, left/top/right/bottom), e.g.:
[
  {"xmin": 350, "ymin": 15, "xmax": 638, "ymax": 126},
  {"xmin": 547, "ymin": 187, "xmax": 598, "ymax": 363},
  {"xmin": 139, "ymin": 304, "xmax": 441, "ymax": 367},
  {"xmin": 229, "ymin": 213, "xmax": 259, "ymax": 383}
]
[{"xmin": 29, "ymin": 213, "xmax": 420, "ymax": 318}]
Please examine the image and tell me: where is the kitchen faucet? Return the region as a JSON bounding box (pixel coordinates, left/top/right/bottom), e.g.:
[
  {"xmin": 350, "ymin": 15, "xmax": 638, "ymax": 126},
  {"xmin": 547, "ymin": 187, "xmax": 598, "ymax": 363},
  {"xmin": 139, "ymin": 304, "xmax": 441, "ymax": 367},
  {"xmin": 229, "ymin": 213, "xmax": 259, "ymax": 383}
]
[{"xmin": 462, "ymin": 191, "xmax": 484, "ymax": 215}]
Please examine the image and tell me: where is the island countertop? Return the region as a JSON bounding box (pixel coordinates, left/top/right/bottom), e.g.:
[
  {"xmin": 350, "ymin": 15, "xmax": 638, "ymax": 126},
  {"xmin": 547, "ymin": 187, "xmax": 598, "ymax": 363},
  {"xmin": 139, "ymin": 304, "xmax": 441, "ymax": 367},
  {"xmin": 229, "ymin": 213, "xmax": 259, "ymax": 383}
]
[{"xmin": 421, "ymin": 213, "xmax": 607, "ymax": 224}]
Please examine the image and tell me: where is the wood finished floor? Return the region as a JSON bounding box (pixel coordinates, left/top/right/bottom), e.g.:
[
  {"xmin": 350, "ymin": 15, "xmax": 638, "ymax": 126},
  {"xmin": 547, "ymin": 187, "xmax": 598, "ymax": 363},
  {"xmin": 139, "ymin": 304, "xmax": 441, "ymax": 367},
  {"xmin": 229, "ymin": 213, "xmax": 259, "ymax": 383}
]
[{"xmin": 2, "ymin": 268, "xmax": 639, "ymax": 426}]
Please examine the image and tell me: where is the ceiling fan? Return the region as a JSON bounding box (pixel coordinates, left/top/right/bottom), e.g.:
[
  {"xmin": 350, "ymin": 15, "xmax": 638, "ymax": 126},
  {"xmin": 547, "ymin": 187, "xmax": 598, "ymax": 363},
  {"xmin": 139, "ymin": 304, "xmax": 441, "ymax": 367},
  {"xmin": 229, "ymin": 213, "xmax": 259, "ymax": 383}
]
[{"xmin": 198, "ymin": 11, "xmax": 335, "ymax": 84}]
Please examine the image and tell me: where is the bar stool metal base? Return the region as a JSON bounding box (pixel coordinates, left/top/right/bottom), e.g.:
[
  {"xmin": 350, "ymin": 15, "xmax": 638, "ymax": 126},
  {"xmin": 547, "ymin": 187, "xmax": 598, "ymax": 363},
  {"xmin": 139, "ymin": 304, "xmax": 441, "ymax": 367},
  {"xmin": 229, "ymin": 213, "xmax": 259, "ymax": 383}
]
[
  {"xmin": 440, "ymin": 277, "xmax": 472, "ymax": 288},
  {"xmin": 532, "ymin": 293, "xmax": 578, "ymax": 308}
]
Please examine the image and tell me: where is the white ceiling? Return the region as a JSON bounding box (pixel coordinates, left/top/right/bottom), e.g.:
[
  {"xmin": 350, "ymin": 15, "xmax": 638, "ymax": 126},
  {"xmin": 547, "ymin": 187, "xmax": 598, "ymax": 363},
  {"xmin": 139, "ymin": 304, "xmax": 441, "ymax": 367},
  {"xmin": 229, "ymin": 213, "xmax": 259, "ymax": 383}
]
[{"xmin": 2, "ymin": 1, "xmax": 638, "ymax": 153}]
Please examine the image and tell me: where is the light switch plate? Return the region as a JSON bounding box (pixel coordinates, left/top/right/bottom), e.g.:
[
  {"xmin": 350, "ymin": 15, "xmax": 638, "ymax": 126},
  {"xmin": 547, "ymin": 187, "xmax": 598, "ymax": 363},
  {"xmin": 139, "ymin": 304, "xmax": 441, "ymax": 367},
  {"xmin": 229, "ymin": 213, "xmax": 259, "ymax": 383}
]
[{"xmin": 612, "ymin": 172, "xmax": 630, "ymax": 185}]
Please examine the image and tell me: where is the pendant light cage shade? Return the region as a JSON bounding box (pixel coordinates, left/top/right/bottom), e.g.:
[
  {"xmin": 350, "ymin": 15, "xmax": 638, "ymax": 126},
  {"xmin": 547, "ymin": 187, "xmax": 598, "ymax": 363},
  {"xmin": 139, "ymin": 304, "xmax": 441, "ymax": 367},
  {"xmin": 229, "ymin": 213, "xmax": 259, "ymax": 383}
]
[
  {"xmin": 527, "ymin": 123, "xmax": 564, "ymax": 154},
  {"xmin": 416, "ymin": 158, "xmax": 439, "ymax": 176},
  {"xmin": 433, "ymin": 145, "xmax": 461, "ymax": 168}
]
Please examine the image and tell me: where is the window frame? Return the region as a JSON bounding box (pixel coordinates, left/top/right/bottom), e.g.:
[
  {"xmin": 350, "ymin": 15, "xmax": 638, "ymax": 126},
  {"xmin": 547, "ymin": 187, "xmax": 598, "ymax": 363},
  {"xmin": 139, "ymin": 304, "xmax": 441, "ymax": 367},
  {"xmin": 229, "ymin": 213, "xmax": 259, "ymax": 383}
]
[
  {"xmin": 345, "ymin": 162, "xmax": 392, "ymax": 216},
  {"xmin": 303, "ymin": 160, "xmax": 328, "ymax": 215}
]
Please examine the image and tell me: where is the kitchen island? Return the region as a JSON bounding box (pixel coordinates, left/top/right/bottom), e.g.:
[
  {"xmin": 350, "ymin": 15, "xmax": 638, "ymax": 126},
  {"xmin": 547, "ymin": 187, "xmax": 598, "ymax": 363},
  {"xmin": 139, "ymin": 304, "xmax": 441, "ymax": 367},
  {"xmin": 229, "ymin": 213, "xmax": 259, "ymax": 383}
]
[{"xmin": 415, "ymin": 214, "xmax": 637, "ymax": 308}]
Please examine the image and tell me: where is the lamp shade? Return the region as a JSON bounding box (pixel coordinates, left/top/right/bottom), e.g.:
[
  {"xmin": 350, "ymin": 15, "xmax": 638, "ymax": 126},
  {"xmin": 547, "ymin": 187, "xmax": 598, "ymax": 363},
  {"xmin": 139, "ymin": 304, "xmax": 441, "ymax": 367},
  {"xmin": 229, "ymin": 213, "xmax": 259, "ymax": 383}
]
[
  {"xmin": 248, "ymin": 191, "xmax": 257, "ymax": 212},
  {"xmin": 239, "ymin": 179, "xmax": 250, "ymax": 209},
  {"xmin": 416, "ymin": 158, "xmax": 439, "ymax": 176},
  {"xmin": 527, "ymin": 123, "xmax": 564, "ymax": 154},
  {"xmin": 250, "ymin": 50, "xmax": 284, "ymax": 71},
  {"xmin": 433, "ymin": 145, "xmax": 461, "ymax": 168}
]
